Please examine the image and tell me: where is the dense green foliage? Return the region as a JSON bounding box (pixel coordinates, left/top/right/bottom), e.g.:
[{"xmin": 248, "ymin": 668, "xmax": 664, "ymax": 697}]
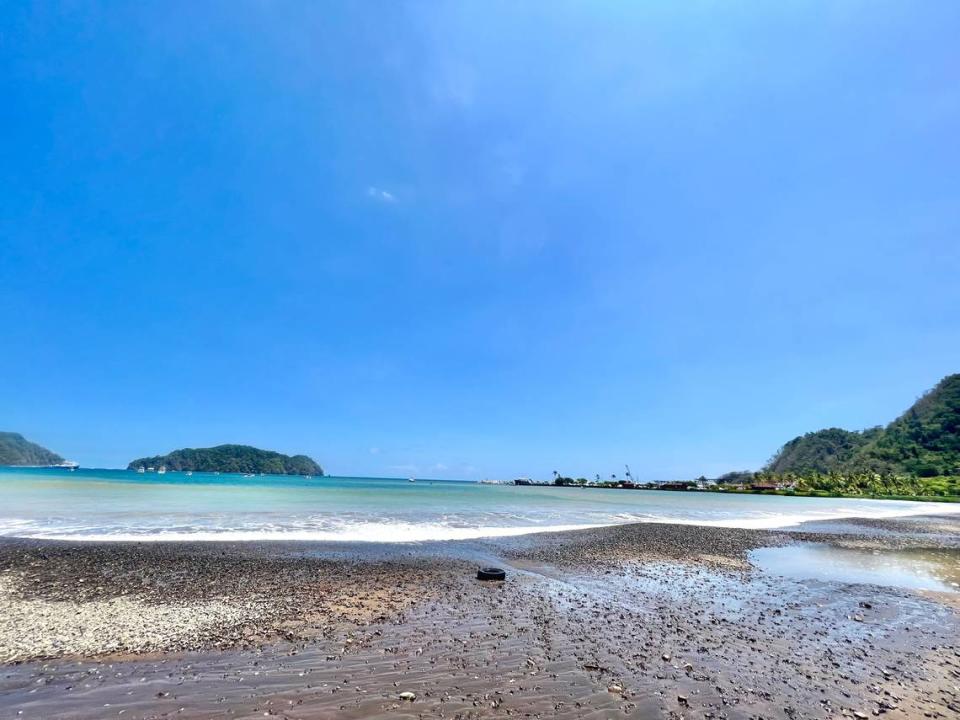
[
  {"xmin": 127, "ymin": 445, "xmax": 323, "ymax": 475},
  {"xmin": 0, "ymin": 432, "xmax": 65, "ymax": 466},
  {"xmin": 764, "ymin": 427, "xmax": 878, "ymax": 474},
  {"xmin": 850, "ymin": 375, "xmax": 960, "ymax": 476},
  {"xmin": 765, "ymin": 374, "xmax": 960, "ymax": 478},
  {"xmin": 749, "ymin": 470, "xmax": 960, "ymax": 499}
]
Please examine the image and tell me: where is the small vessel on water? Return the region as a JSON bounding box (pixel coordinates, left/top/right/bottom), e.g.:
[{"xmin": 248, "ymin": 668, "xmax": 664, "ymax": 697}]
[
  {"xmin": 408, "ymin": 477, "xmax": 416, "ymax": 483},
  {"xmin": 185, "ymin": 470, "xmax": 193, "ymax": 476},
  {"xmin": 157, "ymin": 466, "xmax": 167, "ymax": 475},
  {"xmin": 146, "ymin": 467, "xmax": 155, "ymax": 473},
  {"xmin": 52, "ymin": 461, "xmax": 80, "ymax": 471},
  {"xmin": 136, "ymin": 466, "xmax": 145, "ymax": 473}
]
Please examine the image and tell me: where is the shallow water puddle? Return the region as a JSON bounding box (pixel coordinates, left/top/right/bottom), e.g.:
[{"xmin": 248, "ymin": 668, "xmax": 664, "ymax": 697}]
[{"xmin": 750, "ymin": 544, "xmax": 960, "ymax": 592}]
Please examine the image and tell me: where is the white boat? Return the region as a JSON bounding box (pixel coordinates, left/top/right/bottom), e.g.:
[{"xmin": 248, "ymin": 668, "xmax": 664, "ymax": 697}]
[
  {"xmin": 147, "ymin": 467, "xmax": 155, "ymax": 473},
  {"xmin": 185, "ymin": 470, "xmax": 193, "ymax": 476},
  {"xmin": 408, "ymin": 477, "xmax": 416, "ymax": 483},
  {"xmin": 157, "ymin": 466, "xmax": 167, "ymax": 475},
  {"xmin": 136, "ymin": 466, "xmax": 145, "ymax": 473}
]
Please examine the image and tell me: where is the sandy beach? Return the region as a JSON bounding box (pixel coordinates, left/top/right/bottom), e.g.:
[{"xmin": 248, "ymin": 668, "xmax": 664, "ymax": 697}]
[{"xmin": 1, "ymin": 517, "xmax": 959, "ymax": 719}]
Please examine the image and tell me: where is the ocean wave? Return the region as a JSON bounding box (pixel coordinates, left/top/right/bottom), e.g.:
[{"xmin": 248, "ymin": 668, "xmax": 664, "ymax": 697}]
[
  {"xmin": 2, "ymin": 492, "xmax": 957, "ymax": 542},
  {"xmin": 0, "ymin": 521, "xmax": 605, "ymax": 543}
]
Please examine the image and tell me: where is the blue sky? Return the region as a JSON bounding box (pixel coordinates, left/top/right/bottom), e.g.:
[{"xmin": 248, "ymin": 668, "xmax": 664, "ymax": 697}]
[{"xmin": 2, "ymin": 2, "xmax": 958, "ymax": 479}]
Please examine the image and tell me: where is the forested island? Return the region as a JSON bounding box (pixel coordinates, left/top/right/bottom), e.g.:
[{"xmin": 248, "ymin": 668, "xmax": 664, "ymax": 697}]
[
  {"xmin": 0, "ymin": 432, "xmax": 65, "ymax": 466},
  {"xmin": 127, "ymin": 445, "xmax": 323, "ymax": 476}
]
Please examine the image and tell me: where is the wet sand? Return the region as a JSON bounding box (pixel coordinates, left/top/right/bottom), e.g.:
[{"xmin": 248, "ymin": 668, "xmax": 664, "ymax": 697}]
[{"xmin": 1, "ymin": 517, "xmax": 959, "ymax": 719}]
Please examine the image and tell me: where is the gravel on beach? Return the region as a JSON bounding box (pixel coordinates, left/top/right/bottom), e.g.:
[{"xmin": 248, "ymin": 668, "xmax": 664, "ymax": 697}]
[
  {"xmin": 0, "ymin": 540, "xmax": 467, "ymax": 662},
  {"xmin": 1, "ymin": 517, "xmax": 959, "ymax": 719}
]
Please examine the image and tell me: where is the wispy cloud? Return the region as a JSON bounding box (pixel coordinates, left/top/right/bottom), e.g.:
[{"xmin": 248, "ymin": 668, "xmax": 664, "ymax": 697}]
[
  {"xmin": 388, "ymin": 464, "xmax": 419, "ymax": 474},
  {"xmin": 367, "ymin": 186, "xmax": 397, "ymax": 203}
]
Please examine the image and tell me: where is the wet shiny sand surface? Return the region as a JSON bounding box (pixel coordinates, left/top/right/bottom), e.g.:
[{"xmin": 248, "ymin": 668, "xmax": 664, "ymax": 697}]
[{"xmin": 2, "ymin": 517, "xmax": 959, "ymax": 719}]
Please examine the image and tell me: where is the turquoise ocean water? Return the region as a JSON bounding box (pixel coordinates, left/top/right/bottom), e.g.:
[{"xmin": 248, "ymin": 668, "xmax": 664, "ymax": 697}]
[{"xmin": 1, "ymin": 467, "xmax": 955, "ymax": 542}]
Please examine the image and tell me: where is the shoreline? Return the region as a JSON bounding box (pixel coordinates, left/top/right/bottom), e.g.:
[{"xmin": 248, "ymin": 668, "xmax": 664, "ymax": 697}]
[
  {"xmin": 5, "ymin": 494, "xmax": 960, "ymax": 544},
  {"xmin": 2, "ymin": 516, "xmax": 959, "ymax": 718},
  {"xmin": 515, "ymin": 481, "xmax": 960, "ymax": 503}
]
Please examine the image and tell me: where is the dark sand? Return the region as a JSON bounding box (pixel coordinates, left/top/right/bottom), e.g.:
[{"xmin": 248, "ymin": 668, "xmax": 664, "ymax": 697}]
[{"xmin": 1, "ymin": 516, "xmax": 959, "ymax": 719}]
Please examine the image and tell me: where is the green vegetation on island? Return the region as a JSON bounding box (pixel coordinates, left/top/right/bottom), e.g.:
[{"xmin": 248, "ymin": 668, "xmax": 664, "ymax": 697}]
[
  {"xmin": 0, "ymin": 432, "xmax": 65, "ymax": 466},
  {"xmin": 127, "ymin": 445, "xmax": 323, "ymax": 476}
]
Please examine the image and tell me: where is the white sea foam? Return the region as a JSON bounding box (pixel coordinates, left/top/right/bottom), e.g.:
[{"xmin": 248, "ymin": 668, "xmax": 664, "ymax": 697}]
[
  {"xmin": 4, "ymin": 470, "xmax": 959, "ymax": 542},
  {"xmin": 1, "ymin": 500, "xmax": 957, "ymax": 542},
  {"xmin": 635, "ymin": 500, "xmax": 960, "ymax": 529},
  {"xmin": 0, "ymin": 521, "xmax": 606, "ymax": 543}
]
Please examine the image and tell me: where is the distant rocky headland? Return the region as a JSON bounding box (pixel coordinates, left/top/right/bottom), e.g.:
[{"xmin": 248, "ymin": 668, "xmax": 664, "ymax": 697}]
[
  {"xmin": 0, "ymin": 432, "xmax": 65, "ymax": 466},
  {"xmin": 127, "ymin": 444, "xmax": 323, "ymax": 476}
]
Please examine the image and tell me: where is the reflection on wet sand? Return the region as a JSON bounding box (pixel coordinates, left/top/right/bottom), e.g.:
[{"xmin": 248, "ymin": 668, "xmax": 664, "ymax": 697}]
[
  {"xmin": 751, "ymin": 544, "xmax": 960, "ymax": 593},
  {"xmin": 1, "ymin": 516, "xmax": 959, "ymax": 719}
]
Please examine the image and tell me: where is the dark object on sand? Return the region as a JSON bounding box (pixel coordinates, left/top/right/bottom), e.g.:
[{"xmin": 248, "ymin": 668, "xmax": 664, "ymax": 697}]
[{"xmin": 477, "ymin": 567, "xmax": 506, "ymax": 581}]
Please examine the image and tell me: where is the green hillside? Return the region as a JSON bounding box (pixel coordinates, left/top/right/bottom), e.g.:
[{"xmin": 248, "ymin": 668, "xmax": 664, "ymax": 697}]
[
  {"xmin": 765, "ymin": 374, "xmax": 960, "ymax": 477},
  {"xmin": 849, "ymin": 374, "xmax": 960, "ymax": 476},
  {"xmin": 0, "ymin": 432, "xmax": 65, "ymax": 466},
  {"xmin": 764, "ymin": 427, "xmax": 879, "ymax": 474},
  {"xmin": 128, "ymin": 444, "xmax": 323, "ymax": 476}
]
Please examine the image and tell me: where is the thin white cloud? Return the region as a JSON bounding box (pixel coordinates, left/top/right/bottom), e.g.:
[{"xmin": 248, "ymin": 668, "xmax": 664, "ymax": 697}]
[
  {"xmin": 388, "ymin": 464, "xmax": 419, "ymax": 474},
  {"xmin": 367, "ymin": 186, "xmax": 397, "ymax": 203}
]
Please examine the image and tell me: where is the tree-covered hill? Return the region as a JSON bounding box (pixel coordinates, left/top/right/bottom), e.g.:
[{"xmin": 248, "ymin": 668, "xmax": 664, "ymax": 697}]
[
  {"xmin": 127, "ymin": 445, "xmax": 323, "ymax": 475},
  {"xmin": 0, "ymin": 432, "xmax": 65, "ymax": 466},
  {"xmin": 764, "ymin": 427, "xmax": 880, "ymax": 474},
  {"xmin": 848, "ymin": 374, "xmax": 960, "ymax": 476},
  {"xmin": 765, "ymin": 374, "xmax": 960, "ymax": 477}
]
